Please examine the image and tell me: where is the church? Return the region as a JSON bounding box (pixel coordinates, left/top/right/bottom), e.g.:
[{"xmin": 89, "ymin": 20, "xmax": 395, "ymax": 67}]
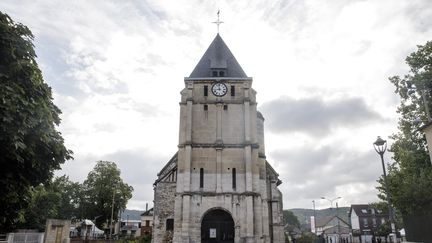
[{"xmin": 152, "ymin": 33, "xmax": 285, "ymax": 243}]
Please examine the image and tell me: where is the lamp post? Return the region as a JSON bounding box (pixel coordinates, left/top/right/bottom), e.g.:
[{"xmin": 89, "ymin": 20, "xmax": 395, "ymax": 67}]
[
  {"xmin": 110, "ymin": 189, "xmax": 115, "ymax": 239},
  {"xmin": 321, "ymin": 197, "xmax": 341, "ymax": 242},
  {"xmin": 321, "ymin": 196, "xmax": 341, "ymax": 209},
  {"xmin": 373, "ymin": 136, "xmax": 396, "ymax": 242}
]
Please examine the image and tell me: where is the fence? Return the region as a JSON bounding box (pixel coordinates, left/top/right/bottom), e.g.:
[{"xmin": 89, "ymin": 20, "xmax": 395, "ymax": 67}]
[{"xmin": 5, "ymin": 233, "xmax": 44, "ymax": 243}]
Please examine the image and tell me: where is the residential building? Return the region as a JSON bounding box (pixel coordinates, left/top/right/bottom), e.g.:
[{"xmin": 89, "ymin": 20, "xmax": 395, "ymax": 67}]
[
  {"xmin": 141, "ymin": 208, "xmax": 153, "ymax": 237},
  {"xmin": 349, "ymin": 204, "xmax": 388, "ymax": 243},
  {"xmin": 315, "ymin": 215, "xmax": 350, "ymax": 243},
  {"xmin": 118, "ymin": 219, "xmax": 141, "ymax": 238}
]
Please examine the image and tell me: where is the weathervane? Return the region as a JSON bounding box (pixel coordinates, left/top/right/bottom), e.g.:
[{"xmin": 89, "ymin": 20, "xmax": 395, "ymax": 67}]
[{"xmin": 212, "ymin": 10, "xmax": 224, "ymax": 34}]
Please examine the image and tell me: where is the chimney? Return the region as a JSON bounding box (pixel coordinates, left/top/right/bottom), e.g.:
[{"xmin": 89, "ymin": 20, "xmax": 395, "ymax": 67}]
[{"xmin": 146, "ymin": 203, "xmax": 148, "ymax": 212}]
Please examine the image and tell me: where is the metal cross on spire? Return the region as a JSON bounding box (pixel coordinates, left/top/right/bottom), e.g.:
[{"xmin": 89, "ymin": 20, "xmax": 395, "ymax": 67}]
[{"xmin": 212, "ymin": 10, "xmax": 224, "ymax": 34}]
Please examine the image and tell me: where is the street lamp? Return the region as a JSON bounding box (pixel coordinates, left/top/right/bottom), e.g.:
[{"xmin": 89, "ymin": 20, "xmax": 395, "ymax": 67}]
[
  {"xmin": 321, "ymin": 196, "xmax": 341, "ymax": 209},
  {"xmin": 321, "ymin": 197, "xmax": 341, "ymax": 242},
  {"xmin": 373, "ymin": 136, "xmax": 396, "ymax": 242}
]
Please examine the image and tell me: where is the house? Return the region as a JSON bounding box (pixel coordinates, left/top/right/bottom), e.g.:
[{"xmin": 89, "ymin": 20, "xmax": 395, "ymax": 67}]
[
  {"xmin": 349, "ymin": 204, "xmax": 389, "ymax": 243},
  {"xmin": 116, "ymin": 219, "xmax": 141, "ymax": 238},
  {"xmin": 315, "ymin": 215, "xmax": 350, "ymax": 243},
  {"xmin": 140, "ymin": 208, "xmax": 153, "ymax": 237}
]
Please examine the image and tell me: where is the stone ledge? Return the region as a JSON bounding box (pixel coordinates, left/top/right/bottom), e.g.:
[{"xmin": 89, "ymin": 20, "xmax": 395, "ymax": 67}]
[
  {"xmin": 176, "ymin": 191, "xmax": 261, "ymax": 197},
  {"xmin": 178, "ymin": 142, "xmax": 259, "ymax": 149}
]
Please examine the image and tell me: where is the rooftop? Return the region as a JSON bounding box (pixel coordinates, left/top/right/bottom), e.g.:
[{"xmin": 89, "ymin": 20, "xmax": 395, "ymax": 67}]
[{"xmin": 188, "ymin": 34, "xmax": 248, "ymax": 79}]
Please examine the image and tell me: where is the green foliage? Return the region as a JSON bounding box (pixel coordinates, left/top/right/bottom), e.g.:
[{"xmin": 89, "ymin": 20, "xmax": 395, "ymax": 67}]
[
  {"xmin": 375, "ymin": 221, "xmax": 391, "ymax": 237},
  {"xmin": 17, "ymin": 176, "xmax": 81, "ymax": 230},
  {"xmin": 139, "ymin": 235, "xmax": 151, "ymax": 243},
  {"xmin": 17, "ymin": 163, "xmax": 132, "ymax": 230},
  {"xmin": 295, "ymin": 232, "xmax": 316, "ymax": 243},
  {"xmin": 383, "ymin": 41, "xmax": 432, "ymax": 215},
  {"xmin": 284, "ymin": 210, "xmax": 301, "ymax": 228},
  {"xmin": 0, "ymin": 11, "xmax": 72, "ymax": 232},
  {"xmin": 369, "ymin": 201, "xmax": 404, "ymax": 230},
  {"xmin": 18, "ymin": 185, "xmax": 60, "ymax": 231},
  {"xmin": 49, "ymin": 175, "xmax": 82, "ymax": 219},
  {"xmin": 81, "ymin": 161, "xmax": 133, "ymax": 228}
]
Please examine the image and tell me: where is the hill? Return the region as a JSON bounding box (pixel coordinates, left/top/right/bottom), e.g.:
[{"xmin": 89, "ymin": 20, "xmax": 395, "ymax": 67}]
[
  {"xmin": 120, "ymin": 209, "xmax": 144, "ymax": 220},
  {"xmin": 121, "ymin": 207, "xmax": 350, "ymax": 227},
  {"xmin": 285, "ymin": 207, "xmax": 350, "ymax": 230}
]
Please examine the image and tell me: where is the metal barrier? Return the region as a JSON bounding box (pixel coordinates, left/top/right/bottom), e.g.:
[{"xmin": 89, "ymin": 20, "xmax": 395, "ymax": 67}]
[{"xmin": 6, "ymin": 233, "xmax": 44, "ymax": 243}]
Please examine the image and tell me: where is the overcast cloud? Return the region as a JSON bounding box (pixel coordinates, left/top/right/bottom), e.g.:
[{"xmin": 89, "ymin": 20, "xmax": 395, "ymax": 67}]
[
  {"xmin": 1, "ymin": 0, "xmax": 431, "ymax": 210},
  {"xmin": 261, "ymin": 96, "xmax": 385, "ymax": 136}
]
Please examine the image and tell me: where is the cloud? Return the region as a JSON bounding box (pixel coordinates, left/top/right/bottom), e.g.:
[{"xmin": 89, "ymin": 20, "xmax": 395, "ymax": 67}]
[
  {"xmin": 271, "ymin": 145, "xmax": 384, "ymax": 208},
  {"xmin": 3, "ymin": 0, "xmax": 432, "ymax": 211},
  {"xmin": 102, "ymin": 149, "xmax": 172, "ymax": 209},
  {"xmin": 57, "ymin": 148, "xmax": 173, "ymax": 210},
  {"xmin": 260, "ymin": 96, "xmax": 385, "ymax": 136}
]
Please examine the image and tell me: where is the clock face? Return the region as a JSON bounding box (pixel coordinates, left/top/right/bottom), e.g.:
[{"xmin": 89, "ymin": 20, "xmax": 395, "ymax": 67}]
[{"xmin": 212, "ymin": 82, "xmax": 227, "ymax": 97}]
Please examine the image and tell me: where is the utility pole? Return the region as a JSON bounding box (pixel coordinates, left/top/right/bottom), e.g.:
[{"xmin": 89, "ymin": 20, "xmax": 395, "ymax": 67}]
[
  {"xmin": 336, "ymin": 202, "xmax": 340, "ymax": 242},
  {"xmin": 110, "ymin": 189, "xmax": 115, "ymax": 239},
  {"xmin": 312, "ymin": 200, "xmax": 317, "ymax": 235}
]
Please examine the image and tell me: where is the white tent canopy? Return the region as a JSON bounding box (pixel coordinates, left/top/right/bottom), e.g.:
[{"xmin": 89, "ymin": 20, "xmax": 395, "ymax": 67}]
[{"xmin": 80, "ymin": 219, "xmax": 105, "ymax": 237}]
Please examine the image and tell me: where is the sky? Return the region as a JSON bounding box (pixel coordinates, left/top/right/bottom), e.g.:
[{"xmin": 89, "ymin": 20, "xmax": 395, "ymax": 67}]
[{"xmin": 2, "ymin": 0, "xmax": 432, "ymax": 211}]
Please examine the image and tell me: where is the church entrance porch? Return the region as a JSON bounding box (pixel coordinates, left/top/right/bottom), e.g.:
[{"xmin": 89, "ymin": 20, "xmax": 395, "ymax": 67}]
[{"xmin": 201, "ymin": 209, "xmax": 235, "ymax": 243}]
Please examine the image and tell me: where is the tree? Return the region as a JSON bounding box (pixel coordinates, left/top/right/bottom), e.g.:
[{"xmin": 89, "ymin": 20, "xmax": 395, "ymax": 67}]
[
  {"xmin": 383, "ymin": 41, "xmax": 432, "ymax": 216},
  {"xmin": 82, "ymin": 161, "xmax": 133, "ymax": 229},
  {"xmin": 0, "ymin": 11, "xmax": 72, "ymax": 231},
  {"xmin": 283, "ymin": 210, "xmax": 301, "ymax": 228},
  {"xmin": 295, "ymin": 232, "xmax": 316, "ymax": 243},
  {"xmin": 18, "ymin": 185, "xmax": 61, "ymax": 231},
  {"xmin": 18, "ymin": 176, "xmax": 82, "ymax": 231},
  {"xmin": 49, "ymin": 175, "xmax": 82, "ymax": 219}
]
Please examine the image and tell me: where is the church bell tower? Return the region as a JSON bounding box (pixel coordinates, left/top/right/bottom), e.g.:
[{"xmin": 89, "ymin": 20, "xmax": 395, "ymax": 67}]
[{"xmin": 152, "ymin": 34, "xmax": 284, "ymax": 243}]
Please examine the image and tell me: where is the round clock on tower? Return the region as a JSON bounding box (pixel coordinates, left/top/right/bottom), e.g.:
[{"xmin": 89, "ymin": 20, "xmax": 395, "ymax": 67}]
[{"xmin": 211, "ymin": 82, "xmax": 227, "ymax": 96}]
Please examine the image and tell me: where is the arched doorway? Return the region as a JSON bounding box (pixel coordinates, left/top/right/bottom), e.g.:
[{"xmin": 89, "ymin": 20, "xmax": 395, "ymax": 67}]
[{"xmin": 201, "ymin": 209, "xmax": 235, "ymax": 243}]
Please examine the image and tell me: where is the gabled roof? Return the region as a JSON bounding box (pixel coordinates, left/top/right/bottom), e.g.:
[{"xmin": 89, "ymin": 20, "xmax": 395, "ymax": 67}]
[
  {"xmin": 188, "ymin": 34, "xmax": 248, "ymax": 79},
  {"xmin": 154, "ymin": 152, "xmax": 178, "ymax": 186},
  {"xmin": 141, "ymin": 207, "xmax": 154, "ymax": 216},
  {"xmin": 350, "ymin": 204, "xmax": 387, "ymax": 217},
  {"xmin": 316, "ymin": 215, "xmax": 350, "ymax": 228}
]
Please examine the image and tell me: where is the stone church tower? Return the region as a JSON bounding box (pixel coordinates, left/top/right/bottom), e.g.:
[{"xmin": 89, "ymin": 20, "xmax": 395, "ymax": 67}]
[{"xmin": 152, "ymin": 34, "xmax": 284, "ymax": 243}]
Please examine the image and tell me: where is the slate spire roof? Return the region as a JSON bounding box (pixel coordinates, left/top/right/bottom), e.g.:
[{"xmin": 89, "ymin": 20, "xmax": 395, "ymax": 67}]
[{"xmin": 189, "ymin": 34, "xmax": 248, "ymax": 79}]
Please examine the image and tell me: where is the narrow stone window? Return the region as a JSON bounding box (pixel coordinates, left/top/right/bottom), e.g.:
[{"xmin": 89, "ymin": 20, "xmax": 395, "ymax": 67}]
[
  {"xmin": 166, "ymin": 218, "xmax": 174, "ymax": 231},
  {"xmin": 223, "ymin": 105, "xmax": 228, "ymax": 110},
  {"xmin": 204, "ymin": 104, "xmax": 208, "ymax": 111},
  {"xmin": 219, "ymin": 71, "xmax": 225, "ymax": 77},
  {"xmin": 231, "ymin": 85, "xmax": 235, "ymax": 96},
  {"xmin": 204, "ymin": 85, "xmax": 208, "ymax": 96},
  {"xmin": 200, "ymin": 168, "xmax": 204, "ymax": 188},
  {"xmin": 232, "ymin": 168, "xmax": 236, "ymax": 189},
  {"xmin": 212, "ymin": 71, "xmax": 218, "ymax": 77}
]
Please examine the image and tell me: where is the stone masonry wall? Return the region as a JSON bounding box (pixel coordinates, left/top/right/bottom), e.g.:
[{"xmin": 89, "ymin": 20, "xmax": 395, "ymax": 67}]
[{"xmin": 152, "ymin": 182, "xmax": 176, "ymax": 243}]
